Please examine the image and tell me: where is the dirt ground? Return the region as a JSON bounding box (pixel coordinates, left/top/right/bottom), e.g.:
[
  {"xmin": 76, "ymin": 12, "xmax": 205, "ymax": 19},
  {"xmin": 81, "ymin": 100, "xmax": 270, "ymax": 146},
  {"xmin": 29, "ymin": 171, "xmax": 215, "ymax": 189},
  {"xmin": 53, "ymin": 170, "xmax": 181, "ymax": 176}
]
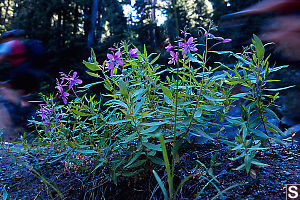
[{"xmin": 0, "ymin": 141, "xmax": 299, "ymax": 200}]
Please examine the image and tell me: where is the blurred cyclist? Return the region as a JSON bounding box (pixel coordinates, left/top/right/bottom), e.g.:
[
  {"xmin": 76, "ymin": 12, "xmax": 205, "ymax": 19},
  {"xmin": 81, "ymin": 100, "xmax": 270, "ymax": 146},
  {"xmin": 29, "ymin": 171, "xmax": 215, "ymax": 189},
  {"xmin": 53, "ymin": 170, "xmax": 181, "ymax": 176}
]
[
  {"xmin": 0, "ymin": 30, "xmax": 41, "ymax": 106},
  {"xmin": 233, "ymin": 0, "xmax": 300, "ymax": 59}
]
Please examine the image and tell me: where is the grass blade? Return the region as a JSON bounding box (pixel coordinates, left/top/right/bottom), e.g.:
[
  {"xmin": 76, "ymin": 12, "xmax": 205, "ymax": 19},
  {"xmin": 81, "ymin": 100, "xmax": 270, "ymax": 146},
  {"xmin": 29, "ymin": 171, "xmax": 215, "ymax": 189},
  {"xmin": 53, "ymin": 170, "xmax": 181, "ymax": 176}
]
[{"xmin": 153, "ymin": 170, "xmax": 169, "ymax": 200}]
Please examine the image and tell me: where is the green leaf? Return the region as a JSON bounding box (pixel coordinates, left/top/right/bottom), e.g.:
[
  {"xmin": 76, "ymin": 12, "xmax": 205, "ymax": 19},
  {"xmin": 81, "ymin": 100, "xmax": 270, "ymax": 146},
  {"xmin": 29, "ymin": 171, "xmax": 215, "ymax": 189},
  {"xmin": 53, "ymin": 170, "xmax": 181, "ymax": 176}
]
[
  {"xmin": 132, "ymin": 87, "xmax": 146, "ymax": 100},
  {"xmin": 188, "ymin": 51, "xmax": 202, "ymax": 63},
  {"xmin": 141, "ymin": 125, "xmax": 160, "ymax": 135},
  {"xmin": 2, "ymin": 185, "xmax": 8, "ymax": 200},
  {"xmin": 242, "ymin": 126, "xmax": 248, "ymax": 140},
  {"xmin": 127, "ymin": 159, "xmax": 147, "ymax": 168},
  {"xmin": 251, "ymin": 159, "xmax": 269, "ymax": 167},
  {"xmin": 244, "ymin": 154, "xmax": 252, "ymax": 173},
  {"xmin": 164, "ymin": 95, "xmax": 175, "ymax": 107},
  {"xmin": 86, "ymin": 71, "xmax": 99, "ymax": 78},
  {"xmin": 269, "ymin": 65, "xmax": 289, "ymax": 73},
  {"xmin": 264, "ymin": 85, "xmax": 295, "ymax": 91},
  {"xmin": 226, "ymin": 117, "xmax": 243, "ymax": 126},
  {"xmin": 141, "ymin": 121, "xmax": 169, "ymax": 126},
  {"xmin": 106, "ymin": 100, "xmax": 129, "ymax": 110},
  {"xmin": 133, "ymin": 97, "xmax": 145, "ymax": 116},
  {"xmin": 160, "ymin": 85, "xmax": 173, "ymax": 100},
  {"xmin": 174, "ymin": 174, "xmax": 195, "ymax": 199},
  {"xmin": 75, "ymin": 149, "xmax": 98, "ymax": 154},
  {"xmin": 153, "ymin": 170, "xmax": 169, "ymax": 200},
  {"xmin": 253, "ymin": 34, "xmax": 265, "ymax": 61},
  {"xmin": 235, "ymin": 163, "xmax": 245, "ymax": 171},
  {"xmin": 203, "ymin": 94, "xmax": 225, "ymax": 102},
  {"xmin": 71, "ymin": 109, "xmax": 91, "ymax": 116},
  {"xmin": 182, "ymin": 115, "xmax": 193, "ymax": 125},
  {"xmin": 119, "ymin": 79, "xmax": 129, "ymax": 98},
  {"xmin": 219, "ymin": 139, "xmax": 236, "ymax": 147},
  {"xmin": 231, "ymin": 92, "xmax": 250, "ymax": 98},
  {"xmin": 199, "ymin": 105, "xmax": 223, "ymax": 111},
  {"xmin": 250, "ymin": 128, "xmax": 269, "ymax": 139},
  {"xmin": 79, "ymin": 81, "xmax": 102, "ymax": 89},
  {"xmin": 191, "ymin": 126, "xmax": 214, "ymax": 141},
  {"xmin": 266, "ymin": 122, "xmax": 284, "ymax": 136},
  {"xmin": 172, "ymin": 139, "xmax": 183, "ymax": 156},
  {"xmin": 158, "ymin": 134, "xmax": 173, "ymax": 198},
  {"xmin": 232, "ymin": 143, "xmax": 244, "ymax": 151},
  {"xmin": 150, "ymin": 54, "xmax": 160, "ymax": 64},
  {"xmin": 108, "ymin": 119, "xmax": 131, "ymax": 125},
  {"xmin": 91, "ymin": 162, "xmax": 104, "ymax": 174},
  {"xmin": 91, "ymin": 48, "xmax": 98, "ymax": 64},
  {"xmin": 143, "ymin": 142, "xmax": 162, "ymax": 151},
  {"xmin": 83, "ymin": 60, "xmax": 100, "ymax": 71},
  {"xmin": 194, "ymin": 110, "xmax": 202, "ymax": 118},
  {"xmin": 272, "ymin": 137, "xmax": 286, "ymax": 146},
  {"xmin": 148, "ymin": 156, "xmax": 165, "ymax": 165},
  {"xmin": 121, "ymin": 133, "xmax": 137, "ymax": 143},
  {"xmin": 124, "ymin": 152, "xmax": 145, "ymax": 168}
]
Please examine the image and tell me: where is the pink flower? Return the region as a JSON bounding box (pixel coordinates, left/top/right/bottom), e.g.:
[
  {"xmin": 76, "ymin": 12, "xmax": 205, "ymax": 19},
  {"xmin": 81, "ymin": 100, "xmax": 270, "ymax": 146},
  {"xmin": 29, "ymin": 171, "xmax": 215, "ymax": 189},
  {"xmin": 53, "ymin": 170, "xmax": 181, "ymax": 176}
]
[
  {"xmin": 165, "ymin": 45, "xmax": 174, "ymax": 52},
  {"xmin": 42, "ymin": 121, "xmax": 52, "ymax": 132},
  {"xmin": 129, "ymin": 48, "xmax": 138, "ymax": 58},
  {"xmin": 106, "ymin": 51, "xmax": 124, "ymax": 76},
  {"xmin": 66, "ymin": 72, "xmax": 82, "ymax": 89},
  {"xmin": 178, "ymin": 37, "xmax": 198, "ymax": 55},
  {"xmin": 39, "ymin": 104, "xmax": 52, "ymax": 120},
  {"xmin": 168, "ymin": 51, "xmax": 178, "ymax": 65},
  {"xmin": 56, "ymin": 78, "xmax": 69, "ymax": 104}
]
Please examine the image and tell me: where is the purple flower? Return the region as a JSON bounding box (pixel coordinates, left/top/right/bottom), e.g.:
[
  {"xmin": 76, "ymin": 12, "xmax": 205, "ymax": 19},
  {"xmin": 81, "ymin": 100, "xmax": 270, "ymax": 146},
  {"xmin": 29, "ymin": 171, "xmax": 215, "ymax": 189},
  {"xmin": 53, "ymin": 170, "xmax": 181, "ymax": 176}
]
[
  {"xmin": 222, "ymin": 39, "xmax": 232, "ymax": 43},
  {"xmin": 106, "ymin": 51, "xmax": 124, "ymax": 76},
  {"xmin": 168, "ymin": 51, "xmax": 178, "ymax": 65},
  {"xmin": 39, "ymin": 104, "xmax": 51, "ymax": 120},
  {"xmin": 165, "ymin": 45, "xmax": 174, "ymax": 52},
  {"xmin": 129, "ymin": 48, "xmax": 138, "ymax": 58},
  {"xmin": 56, "ymin": 78, "xmax": 69, "ymax": 104},
  {"xmin": 42, "ymin": 121, "xmax": 52, "ymax": 132},
  {"xmin": 178, "ymin": 37, "xmax": 198, "ymax": 55},
  {"xmin": 66, "ymin": 72, "xmax": 82, "ymax": 89}
]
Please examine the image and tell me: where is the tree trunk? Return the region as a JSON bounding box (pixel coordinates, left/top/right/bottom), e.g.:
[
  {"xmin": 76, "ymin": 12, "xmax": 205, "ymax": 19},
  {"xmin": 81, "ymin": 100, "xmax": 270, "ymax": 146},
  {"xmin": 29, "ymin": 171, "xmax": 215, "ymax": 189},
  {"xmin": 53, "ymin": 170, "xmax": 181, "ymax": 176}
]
[
  {"xmin": 87, "ymin": 0, "xmax": 99, "ymax": 48},
  {"xmin": 151, "ymin": 0, "xmax": 157, "ymax": 48},
  {"xmin": 97, "ymin": 0, "xmax": 104, "ymax": 45},
  {"xmin": 73, "ymin": 3, "xmax": 79, "ymax": 36}
]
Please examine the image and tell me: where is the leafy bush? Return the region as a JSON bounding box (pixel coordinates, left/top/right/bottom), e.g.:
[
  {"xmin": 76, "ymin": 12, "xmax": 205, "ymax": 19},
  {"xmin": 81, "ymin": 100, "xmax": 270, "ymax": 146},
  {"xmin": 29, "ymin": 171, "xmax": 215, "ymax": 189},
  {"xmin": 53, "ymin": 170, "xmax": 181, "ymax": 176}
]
[{"xmin": 28, "ymin": 22, "xmax": 288, "ymax": 198}]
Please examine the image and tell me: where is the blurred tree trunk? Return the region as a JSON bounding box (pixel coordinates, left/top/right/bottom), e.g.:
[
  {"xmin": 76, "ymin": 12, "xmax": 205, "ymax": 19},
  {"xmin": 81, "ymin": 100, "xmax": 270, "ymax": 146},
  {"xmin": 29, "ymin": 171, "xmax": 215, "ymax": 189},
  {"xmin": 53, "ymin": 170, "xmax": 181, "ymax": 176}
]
[
  {"xmin": 150, "ymin": 0, "xmax": 157, "ymax": 48},
  {"xmin": 56, "ymin": 11, "xmax": 62, "ymax": 49},
  {"xmin": 97, "ymin": 0, "xmax": 104, "ymax": 45},
  {"xmin": 73, "ymin": 3, "xmax": 79, "ymax": 36},
  {"xmin": 87, "ymin": 0, "xmax": 99, "ymax": 47}
]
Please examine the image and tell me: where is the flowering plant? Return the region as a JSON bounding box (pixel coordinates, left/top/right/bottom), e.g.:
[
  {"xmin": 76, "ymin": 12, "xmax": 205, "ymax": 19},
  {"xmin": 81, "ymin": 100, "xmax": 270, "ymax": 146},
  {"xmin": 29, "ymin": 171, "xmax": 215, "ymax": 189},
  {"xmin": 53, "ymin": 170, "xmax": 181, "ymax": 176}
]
[{"xmin": 29, "ymin": 22, "xmax": 288, "ymax": 194}]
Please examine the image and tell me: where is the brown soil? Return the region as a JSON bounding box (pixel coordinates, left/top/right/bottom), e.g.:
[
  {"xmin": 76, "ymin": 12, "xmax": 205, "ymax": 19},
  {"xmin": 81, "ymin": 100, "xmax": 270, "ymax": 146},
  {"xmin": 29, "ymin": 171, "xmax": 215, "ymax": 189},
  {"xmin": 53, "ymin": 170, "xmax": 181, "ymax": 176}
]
[{"xmin": 0, "ymin": 142, "xmax": 299, "ymax": 200}]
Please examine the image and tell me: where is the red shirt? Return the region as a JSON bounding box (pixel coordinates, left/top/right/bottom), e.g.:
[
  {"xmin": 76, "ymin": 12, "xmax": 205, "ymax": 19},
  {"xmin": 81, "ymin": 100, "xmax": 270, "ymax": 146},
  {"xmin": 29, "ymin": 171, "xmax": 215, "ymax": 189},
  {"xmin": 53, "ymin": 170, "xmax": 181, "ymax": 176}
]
[{"xmin": 8, "ymin": 40, "xmax": 27, "ymax": 67}]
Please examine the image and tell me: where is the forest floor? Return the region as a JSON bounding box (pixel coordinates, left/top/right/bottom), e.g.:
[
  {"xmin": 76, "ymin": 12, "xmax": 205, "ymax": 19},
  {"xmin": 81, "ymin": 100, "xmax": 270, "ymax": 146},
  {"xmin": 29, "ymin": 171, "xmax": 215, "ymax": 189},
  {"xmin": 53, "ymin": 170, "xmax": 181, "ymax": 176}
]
[{"xmin": 0, "ymin": 140, "xmax": 299, "ymax": 200}]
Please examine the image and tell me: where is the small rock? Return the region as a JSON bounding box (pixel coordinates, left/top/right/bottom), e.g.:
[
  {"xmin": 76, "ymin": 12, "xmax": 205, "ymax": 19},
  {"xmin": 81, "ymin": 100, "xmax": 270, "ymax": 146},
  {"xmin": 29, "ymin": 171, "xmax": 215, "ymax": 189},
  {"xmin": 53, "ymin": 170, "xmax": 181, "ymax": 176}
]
[{"xmin": 284, "ymin": 171, "xmax": 292, "ymax": 176}]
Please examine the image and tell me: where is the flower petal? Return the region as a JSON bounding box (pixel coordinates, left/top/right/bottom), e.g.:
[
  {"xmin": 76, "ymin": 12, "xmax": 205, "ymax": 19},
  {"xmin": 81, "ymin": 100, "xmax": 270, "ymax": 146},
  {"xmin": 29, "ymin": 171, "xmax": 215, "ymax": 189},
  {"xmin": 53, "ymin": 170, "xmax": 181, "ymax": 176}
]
[{"xmin": 107, "ymin": 53, "xmax": 114, "ymax": 60}]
